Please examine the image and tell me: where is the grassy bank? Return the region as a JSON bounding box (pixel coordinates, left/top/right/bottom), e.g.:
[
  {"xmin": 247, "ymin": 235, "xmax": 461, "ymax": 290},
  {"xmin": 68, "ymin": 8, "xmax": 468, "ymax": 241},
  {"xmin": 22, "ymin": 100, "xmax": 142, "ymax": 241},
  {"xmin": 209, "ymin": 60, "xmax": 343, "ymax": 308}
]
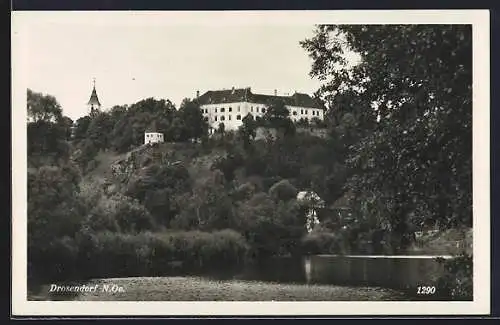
[{"xmin": 30, "ymin": 276, "xmax": 409, "ymax": 301}]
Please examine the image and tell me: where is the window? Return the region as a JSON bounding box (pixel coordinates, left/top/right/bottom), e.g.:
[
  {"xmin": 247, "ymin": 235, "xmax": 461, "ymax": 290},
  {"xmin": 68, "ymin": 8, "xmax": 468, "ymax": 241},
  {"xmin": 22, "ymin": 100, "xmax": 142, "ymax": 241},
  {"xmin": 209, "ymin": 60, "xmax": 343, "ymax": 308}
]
[
  {"xmin": 261, "ymin": 108, "xmax": 266, "ymax": 113},
  {"xmin": 251, "ymin": 106, "xmax": 253, "ymax": 112},
  {"xmin": 215, "ymin": 116, "xmax": 218, "ymax": 121},
  {"xmin": 221, "ymin": 116, "xmax": 225, "ymax": 121},
  {"xmin": 229, "ymin": 107, "xmax": 232, "ymax": 112},
  {"xmin": 215, "ymin": 108, "xmax": 218, "ymax": 113},
  {"xmin": 301, "ymin": 109, "xmax": 304, "ymax": 114},
  {"xmin": 228, "ymin": 115, "xmax": 231, "ymax": 120},
  {"xmin": 237, "ymin": 115, "xmax": 241, "ymax": 120},
  {"xmin": 293, "ymin": 111, "xmax": 297, "ymax": 116},
  {"xmin": 221, "ymin": 107, "xmax": 225, "ymax": 113}
]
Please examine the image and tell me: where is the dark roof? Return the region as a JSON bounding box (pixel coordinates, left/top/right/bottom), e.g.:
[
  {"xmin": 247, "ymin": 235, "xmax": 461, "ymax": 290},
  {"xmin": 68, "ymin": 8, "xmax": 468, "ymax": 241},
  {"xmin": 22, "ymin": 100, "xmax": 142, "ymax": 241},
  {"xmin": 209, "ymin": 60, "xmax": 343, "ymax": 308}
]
[
  {"xmin": 330, "ymin": 190, "xmax": 355, "ymax": 209},
  {"xmin": 87, "ymin": 87, "xmax": 101, "ymax": 106},
  {"xmin": 196, "ymin": 87, "xmax": 321, "ymax": 109}
]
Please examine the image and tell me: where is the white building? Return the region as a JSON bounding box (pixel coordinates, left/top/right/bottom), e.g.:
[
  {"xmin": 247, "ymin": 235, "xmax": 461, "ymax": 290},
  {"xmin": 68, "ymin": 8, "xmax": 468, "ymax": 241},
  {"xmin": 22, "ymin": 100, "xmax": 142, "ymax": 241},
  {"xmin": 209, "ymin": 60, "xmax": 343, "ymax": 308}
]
[
  {"xmin": 297, "ymin": 190, "xmax": 325, "ymax": 233},
  {"xmin": 144, "ymin": 132, "xmax": 164, "ymax": 145},
  {"xmin": 196, "ymin": 87, "xmax": 325, "ymax": 133}
]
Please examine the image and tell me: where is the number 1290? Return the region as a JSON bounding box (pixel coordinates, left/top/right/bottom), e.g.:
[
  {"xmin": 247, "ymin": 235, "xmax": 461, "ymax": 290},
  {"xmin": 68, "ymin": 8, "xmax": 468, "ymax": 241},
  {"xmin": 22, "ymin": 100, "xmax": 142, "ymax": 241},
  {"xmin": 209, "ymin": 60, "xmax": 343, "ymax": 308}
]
[{"xmin": 417, "ymin": 286, "xmax": 436, "ymax": 295}]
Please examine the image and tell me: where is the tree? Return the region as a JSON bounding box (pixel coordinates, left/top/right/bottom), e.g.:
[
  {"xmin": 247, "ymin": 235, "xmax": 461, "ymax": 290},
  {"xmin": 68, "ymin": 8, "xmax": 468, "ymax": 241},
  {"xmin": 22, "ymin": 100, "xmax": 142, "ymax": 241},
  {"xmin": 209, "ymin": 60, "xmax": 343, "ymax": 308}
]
[
  {"xmin": 217, "ymin": 122, "xmax": 225, "ymax": 134},
  {"xmin": 27, "ymin": 89, "xmax": 63, "ymax": 123},
  {"xmin": 268, "ymin": 179, "xmax": 298, "ymax": 202},
  {"xmin": 239, "ymin": 113, "xmax": 257, "ymax": 147},
  {"xmin": 172, "ymin": 170, "xmax": 236, "ymax": 231},
  {"xmin": 125, "ymin": 163, "xmax": 192, "ymax": 226},
  {"xmin": 86, "ymin": 111, "xmax": 114, "ymax": 150},
  {"xmin": 301, "ymin": 25, "xmax": 472, "ymax": 251},
  {"xmin": 27, "ymin": 90, "xmax": 72, "ymax": 166},
  {"xmin": 235, "ymin": 192, "xmax": 304, "ymax": 258},
  {"xmin": 108, "ymin": 98, "xmax": 178, "ymax": 151},
  {"xmin": 179, "ymin": 98, "xmax": 208, "ymax": 141},
  {"xmin": 263, "ymin": 99, "xmax": 295, "ymax": 136},
  {"xmin": 28, "ymin": 163, "xmax": 84, "ymax": 281},
  {"xmin": 73, "ymin": 116, "xmax": 92, "ymax": 142}
]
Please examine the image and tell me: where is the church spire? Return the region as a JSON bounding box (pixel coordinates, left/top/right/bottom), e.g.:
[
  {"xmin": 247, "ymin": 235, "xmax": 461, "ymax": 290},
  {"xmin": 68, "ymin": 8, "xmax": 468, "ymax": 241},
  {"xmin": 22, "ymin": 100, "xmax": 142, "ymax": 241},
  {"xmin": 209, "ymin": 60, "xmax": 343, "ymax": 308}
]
[{"xmin": 87, "ymin": 78, "xmax": 101, "ymax": 113}]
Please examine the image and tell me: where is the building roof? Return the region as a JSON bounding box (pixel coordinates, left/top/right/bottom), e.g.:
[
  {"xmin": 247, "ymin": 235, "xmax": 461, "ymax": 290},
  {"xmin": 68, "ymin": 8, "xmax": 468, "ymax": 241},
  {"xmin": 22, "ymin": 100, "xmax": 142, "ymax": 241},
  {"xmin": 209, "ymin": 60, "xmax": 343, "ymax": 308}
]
[
  {"xmin": 87, "ymin": 86, "xmax": 101, "ymax": 107},
  {"xmin": 297, "ymin": 190, "xmax": 325, "ymax": 207},
  {"xmin": 330, "ymin": 190, "xmax": 355, "ymax": 209},
  {"xmin": 196, "ymin": 87, "xmax": 322, "ymax": 109}
]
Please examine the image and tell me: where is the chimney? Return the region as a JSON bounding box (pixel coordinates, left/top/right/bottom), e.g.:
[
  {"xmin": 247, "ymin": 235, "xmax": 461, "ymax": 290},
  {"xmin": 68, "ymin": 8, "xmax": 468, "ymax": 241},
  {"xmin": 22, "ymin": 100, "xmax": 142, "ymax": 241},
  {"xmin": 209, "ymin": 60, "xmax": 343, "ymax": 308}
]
[
  {"xmin": 274, "ymin": 89, "xmax": 277, "ymax": 96},
  {"xmin": 196, "ymin": 90, "xmax": 200, "ymax": 98}
]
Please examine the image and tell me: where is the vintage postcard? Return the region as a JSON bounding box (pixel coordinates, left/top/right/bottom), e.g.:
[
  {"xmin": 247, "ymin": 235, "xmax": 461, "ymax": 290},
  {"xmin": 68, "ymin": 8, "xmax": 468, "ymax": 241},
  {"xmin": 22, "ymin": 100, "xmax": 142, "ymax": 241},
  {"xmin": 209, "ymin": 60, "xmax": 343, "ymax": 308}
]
[{"xmin": 11, "ymin": 9, "xmax": 490, "ymax": 316}]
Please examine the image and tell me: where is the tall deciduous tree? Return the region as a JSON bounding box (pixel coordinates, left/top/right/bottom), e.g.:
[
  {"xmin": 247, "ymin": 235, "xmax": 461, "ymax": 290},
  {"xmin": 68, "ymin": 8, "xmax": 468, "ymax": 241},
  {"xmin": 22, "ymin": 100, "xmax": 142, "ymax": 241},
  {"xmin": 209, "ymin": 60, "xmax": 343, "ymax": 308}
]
[
  {"xmin": 27, "ymin": 89, "xmax": 72, "ymax": 166},
  {"xmin": 264, "ymin": 99, "xmax": 296, "ymax": 136},
  {"xmin": 27, "ymin": 89, "xmax": 63, "ymax": 123},
  {"xmin": 301, "ymin": 25, "xmax": 472, "ymax": 251},
  {"xmin": 239, "ymin": 113, "xmax": 257, "ymax": 147},
  {"xmin": 179, "ymin": 98, "xmax": 208, "ymax": 141}
]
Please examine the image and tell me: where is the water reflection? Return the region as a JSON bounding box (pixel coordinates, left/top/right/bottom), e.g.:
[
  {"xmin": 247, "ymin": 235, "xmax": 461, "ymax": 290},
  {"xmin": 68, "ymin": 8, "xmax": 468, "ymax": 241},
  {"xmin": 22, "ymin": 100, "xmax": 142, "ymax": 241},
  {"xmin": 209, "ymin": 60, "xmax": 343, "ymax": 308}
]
[{"xmin": 200, "ymin": 254, "xmax": 449, "ymax": 291}]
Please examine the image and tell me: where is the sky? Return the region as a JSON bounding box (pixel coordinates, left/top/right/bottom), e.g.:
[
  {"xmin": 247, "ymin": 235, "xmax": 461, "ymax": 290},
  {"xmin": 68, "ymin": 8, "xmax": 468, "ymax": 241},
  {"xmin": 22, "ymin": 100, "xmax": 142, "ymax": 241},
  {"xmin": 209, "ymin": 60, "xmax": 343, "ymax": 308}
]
[{"xmin": 16, "ymin": 12, "xmax": 325, "ymax": 121}]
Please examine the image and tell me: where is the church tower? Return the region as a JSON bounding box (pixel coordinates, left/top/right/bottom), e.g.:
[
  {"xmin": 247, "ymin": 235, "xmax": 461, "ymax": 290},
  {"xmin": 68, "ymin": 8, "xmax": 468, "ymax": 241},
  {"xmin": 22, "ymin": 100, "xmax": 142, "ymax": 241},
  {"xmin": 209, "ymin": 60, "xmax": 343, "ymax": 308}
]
[{"xmin": 87, "ymin": 78, "xmax": 101, "ymax": 114}]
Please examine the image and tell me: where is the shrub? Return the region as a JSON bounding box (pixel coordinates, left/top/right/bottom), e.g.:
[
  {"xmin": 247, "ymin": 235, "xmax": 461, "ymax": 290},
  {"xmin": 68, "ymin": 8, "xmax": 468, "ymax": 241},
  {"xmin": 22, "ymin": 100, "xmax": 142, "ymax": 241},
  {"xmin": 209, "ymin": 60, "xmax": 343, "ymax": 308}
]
[
  {"xmin": 300, "ymin": 231, "xmax": 345, "ymax": 255},
  {"xmin": 269, "ymin": 179, "xmax": 298, "ymax": 202},
  {"xmin": 28, "ymin": 236, "xmax": 79, "ymax": 284},
  {"xmin": 436, "ymin": 253, "xmax": 473, "ymax": 300},
  {"xmin": 69, "ymin": 229, "xmax": 249, "ymax": 280}
]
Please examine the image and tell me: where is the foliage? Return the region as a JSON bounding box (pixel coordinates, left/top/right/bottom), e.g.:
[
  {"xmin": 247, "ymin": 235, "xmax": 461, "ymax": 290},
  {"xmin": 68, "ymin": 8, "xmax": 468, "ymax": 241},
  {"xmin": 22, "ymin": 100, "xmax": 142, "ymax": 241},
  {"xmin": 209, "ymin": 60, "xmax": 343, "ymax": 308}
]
[
  {"xmin": 263, "ymin": 99, "xmax": 296, "ymax": 137},
  {"xmin": 27, "ymin": 89, "xmax": 63, "ymax": 123},
  {"xmin": 268, "ymin": 179, "xmax": 298, "ymax": 202},
  {"xmin": 74, "ymin": 229, "xmax": 248, "ymax": 280},
  {"xmin": 83, "ymin": 192, "xmax": 156, "ymax": 233},
  {"xmin": 239, "ymin": 113, "xmax": 257, "ymax": 148},
  {"xmin": 27, "ymin": 89, "xmax": 73, "ymax": 166},
  {"xmin": 125, "ymin": 162, "xmax": 192, "ymax": 226},
  {"xmin": 28, "ymin": 164, "xmax": 83, "ymax": 244},
  {"xmin": 300, "ymin": 231, "xmax": 345, "ymax": 255},
  {"xmin": 235, "ymin": 192, "xmax": 304, "ymax": 258},
  {"xmin": 27, "ymin": 164, "xmax": 84, "ymax": 283},
  {"xmin": 171, "ymin": 170, "xmax": 237, "ymax": 231},
  {"xmin": 436, "ymin": 253, "xmax": 473, "ymax": 300},
  {"xmin": 179, "ymin": 98, "xmax": 209, "ymax": 141},
  {"xmin": 301, "ymin": 25, "xmax": 472, "ymax": 251}
]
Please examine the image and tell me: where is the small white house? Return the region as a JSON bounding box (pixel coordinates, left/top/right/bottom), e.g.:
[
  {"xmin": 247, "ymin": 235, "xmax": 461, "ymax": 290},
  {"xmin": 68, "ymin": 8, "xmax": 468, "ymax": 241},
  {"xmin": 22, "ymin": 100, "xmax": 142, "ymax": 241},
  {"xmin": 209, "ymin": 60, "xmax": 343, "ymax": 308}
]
[
  {"xmin": 144, "ymin": 132, "xmax": 164, "ymax": 145},
  {"xmin": 297, "ymin": 190, "xmax": 324, "ymax": 233}
]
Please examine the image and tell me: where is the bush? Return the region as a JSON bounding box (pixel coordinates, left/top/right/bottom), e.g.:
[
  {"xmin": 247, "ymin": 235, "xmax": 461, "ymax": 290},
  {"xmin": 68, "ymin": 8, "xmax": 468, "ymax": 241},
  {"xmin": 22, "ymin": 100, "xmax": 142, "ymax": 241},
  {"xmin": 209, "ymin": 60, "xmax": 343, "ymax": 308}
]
[
  {"xmin": 300, "ymin": 231, "xmax": 345, "ymax": 255},
  {"xmin": 436, "ymin": 253, "xmax": 473, "ymax": 300},
  {"xmin": 28, "ymin": 236, "xmax": 80, "ymax": 284},
  {"xmin": 269, "ymin": 179, "xmax": 298, "ymax": 202},
  {"xmin": 160, "ymin": 229, "xmax": 249, "ymax": 269},
  {"xmin": 69, "ymin": 229, "xmax": 249, "ymax": 280}
]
